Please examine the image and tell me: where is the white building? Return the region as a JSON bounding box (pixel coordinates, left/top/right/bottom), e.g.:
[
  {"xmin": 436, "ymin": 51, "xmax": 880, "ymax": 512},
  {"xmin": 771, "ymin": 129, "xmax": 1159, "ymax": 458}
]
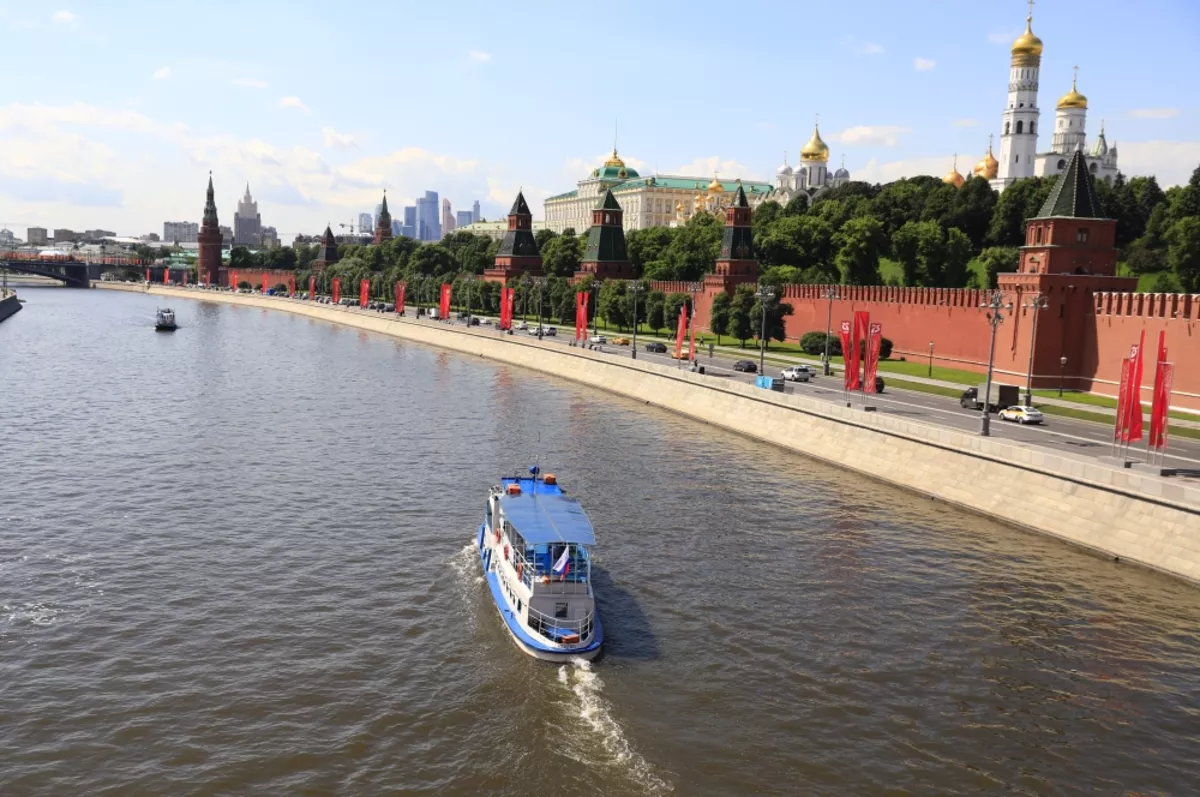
[
  {"xmin": 163, "ymin": 221, "xmax": 199, "ymax": 244},
  {"xmin": 991, "ymin": 10, "xmax": 1118, "ymax": 191},
  {"xmin": 769, "ymin": 123, "xmax": 851, "ymax": 206},
  {"xmin": 234, "ymin": 184, "xmax": 263, "ymax": 245},
  {"xmin": 455, "ymin": 219, "xmax": 548, "ymax": 241}
]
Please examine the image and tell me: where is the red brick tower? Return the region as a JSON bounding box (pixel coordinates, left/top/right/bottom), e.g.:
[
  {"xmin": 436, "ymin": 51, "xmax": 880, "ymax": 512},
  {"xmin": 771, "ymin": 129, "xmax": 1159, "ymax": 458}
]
[
  {"xmin": 197, "ymin": 173, "xmax": 223, "ymax": 286},
  {"xmin": 374, "ymin": 191, "xmax": 393, "ymax": 245},
  {"xmin": 575, "ymin": 189, "xmax": 632, "ymax": 279},
  {"xmin": 484, "ymin": 191, "xmax": 543, "ymax": 284},
  {"xmin": 313, "ymin": 224, "xmax": 339, "ymax": 272},
  {"xmin": 707, "ymin": 183, "xmax": 758, "ymax": 290}
]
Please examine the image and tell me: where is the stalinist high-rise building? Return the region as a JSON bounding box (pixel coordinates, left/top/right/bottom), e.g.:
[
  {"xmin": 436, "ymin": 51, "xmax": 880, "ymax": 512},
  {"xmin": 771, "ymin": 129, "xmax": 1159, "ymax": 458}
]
[{"xmin": 990, "ymin": 4, "xmax": 1119, "ymax": 192}]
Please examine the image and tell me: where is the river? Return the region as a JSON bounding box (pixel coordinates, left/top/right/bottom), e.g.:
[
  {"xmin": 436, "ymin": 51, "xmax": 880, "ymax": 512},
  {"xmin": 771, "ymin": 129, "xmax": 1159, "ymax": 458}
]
[{"xmin": 3, "ymin": 287, "xmax": 1199, "ymax": 796}]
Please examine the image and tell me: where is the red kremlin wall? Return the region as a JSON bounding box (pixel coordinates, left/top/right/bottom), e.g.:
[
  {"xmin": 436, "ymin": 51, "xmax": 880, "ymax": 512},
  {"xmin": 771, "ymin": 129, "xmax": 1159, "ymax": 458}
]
[{"xmin": 648, "ymin": 279, "xmax": 1200, "ymax": 411}]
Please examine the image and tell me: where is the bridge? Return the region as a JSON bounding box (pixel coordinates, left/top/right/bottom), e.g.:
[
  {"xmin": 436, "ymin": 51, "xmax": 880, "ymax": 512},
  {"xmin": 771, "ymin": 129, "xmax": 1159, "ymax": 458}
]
[{"xmin": 0, "ymin": 251, "xmax": 150, "ymax": 288}]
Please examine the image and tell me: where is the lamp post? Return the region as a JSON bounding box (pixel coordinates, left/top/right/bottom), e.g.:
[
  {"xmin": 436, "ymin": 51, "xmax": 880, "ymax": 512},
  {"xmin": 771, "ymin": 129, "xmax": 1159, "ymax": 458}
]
[
  {"xmin": 755, "ymin": 285, "xmax": 776, "ymax": 377},
  {"xmin": 1022, "ymin": 294, "xmax": 1047, "ymax": 406},
  {"xmin": 591, "ymin": 281, "xmax": 600, "ymax": 338},
  {"xmin": 630, "ymin": 282, "xmax": 643, "ymax": 360},
  {"xmin": 464, "ymin": 275, "xmax": 474, "ymax": 326},
  {"xmin": 927, "ymin": 341, "xmax": 935, "ymax": 378},
  {"xmin": 1059, "ymin": 355, "xmax": 1068, "ymax": 397},
  {"xmin": 536, "ymin": 278, "xmax": 545, "ymax": 340},
  {"xmin": 822, "ymin": 287, "xmax": 836, "ymax": 376},
  {"xmin": 979, "ymin": 291, "xmax": 1013, "ymax": 437}
]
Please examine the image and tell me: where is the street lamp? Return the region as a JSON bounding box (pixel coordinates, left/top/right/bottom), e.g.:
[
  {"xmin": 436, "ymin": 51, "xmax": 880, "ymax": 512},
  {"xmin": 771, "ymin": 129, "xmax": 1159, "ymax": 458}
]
[
  {"xmin": 979, "ymin": 291, "xmax": 1013, "ymax": 437},
  {"xmin": 464, "ymin": 275, "xmax": 476, "ymax": 326},
  {"xmin": 1022, "ymin": 294, "xmax": 1048, "ymax": 406},
  {"xmin": 927, "ymin": 341, "xmax": 935, "ymax": 378},
  {"xmin": 755, "ymin": 285, "xmax": 776, "ymax": 377},
  {"xmin": 822, "ymin": 288, "xmax": 836, "ymax": 376},
  {"xmin": 1059, "ymin": 355, "xmax": 1068, "ymax": 397},
  {"xmin": 630, "ymin": 282, "xmax": 643, "ymax": 360},
  {"xmin": 536, "ymin": 278, "xmax": 545, "ymax": 340}
]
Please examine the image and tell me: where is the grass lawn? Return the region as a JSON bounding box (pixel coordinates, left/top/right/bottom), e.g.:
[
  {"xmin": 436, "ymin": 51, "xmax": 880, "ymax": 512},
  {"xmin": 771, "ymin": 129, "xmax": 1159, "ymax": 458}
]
[{"xmin": 1034, "ymin": 389, "xmax": 1198, "ymax": 422}]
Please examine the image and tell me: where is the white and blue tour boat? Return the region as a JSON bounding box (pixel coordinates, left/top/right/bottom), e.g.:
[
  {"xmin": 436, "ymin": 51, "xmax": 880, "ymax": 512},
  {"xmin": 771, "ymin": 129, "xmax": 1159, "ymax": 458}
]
[
  {"xmin": 154, "ymin": 308, "xmax": 177, "ymax": 331},
  {"xmin": 477, "ymin": 467, "xmax": 603, "ymax": 662}
]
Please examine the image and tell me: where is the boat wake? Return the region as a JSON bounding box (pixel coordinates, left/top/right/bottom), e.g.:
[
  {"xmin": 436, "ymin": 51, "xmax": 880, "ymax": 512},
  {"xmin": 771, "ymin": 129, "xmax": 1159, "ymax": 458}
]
[{"xmin": 555, "ymin": 659, "xmax": 673, "ymax": 795}]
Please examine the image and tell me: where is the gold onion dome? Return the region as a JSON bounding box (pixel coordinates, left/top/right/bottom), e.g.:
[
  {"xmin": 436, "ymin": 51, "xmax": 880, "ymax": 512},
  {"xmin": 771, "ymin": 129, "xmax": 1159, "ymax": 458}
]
[
  {"xmin": 973, "ymin": 146, "xmax": 999, "ymax": 180},
  {"xmin": 1057, "ymin": 77, "xmax": 1088, "ymax": 110},
  {"xmin": 708, "ymin": 176, "xmax": 724, "ymax": 194},
  {"xmin": 604, "ymin": 148, "xmax": 625, "ymax": 168},
  {"xmin": 943, "ymin": 159, "xmax": 965, "ymax": 188},
  {"xmin": 1011, "ymin": 15, "xmax": 1043, "ymax": 57},
  {"xmin": 801, "ymin": 124, "xmax": 830, "ymax": 162}
]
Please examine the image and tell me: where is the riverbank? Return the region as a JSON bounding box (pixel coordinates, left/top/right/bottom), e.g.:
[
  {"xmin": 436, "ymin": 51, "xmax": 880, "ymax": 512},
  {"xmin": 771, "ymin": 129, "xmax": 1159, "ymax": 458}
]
[
  {"xmin": 0, "ymin": 292, "xmax": 22, "ymax": 324},
  {"xmin": 100, "ymin": 283, "xmax": 1200, "ymax": 585}
]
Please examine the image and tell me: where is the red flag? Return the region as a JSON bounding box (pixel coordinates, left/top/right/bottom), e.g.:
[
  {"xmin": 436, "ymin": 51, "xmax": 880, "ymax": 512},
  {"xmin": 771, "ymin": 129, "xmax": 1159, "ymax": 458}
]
[
  {"xmin": 332, "ymin": 278, "xmax": 341, "ymax": 304},
  {"xmin": 575, "ymin": 291, "xmax": 589, "ymax": 341},
  {"xmin": 163, "ymin": 267, "xmax": 169, "ymax": 285},
  {"xmin": 1149, "ymin": 332, "xmax": 1170, "ymax": 450},
  {"xmin": 838, "ymin": 321, "xmax": 856, "ymax": 391},
  {"xmin": 232, "ymin": 271, "xmax": 238, "ymax": 290},
  {"xmin": 505, "ymin": 287, "xmax": 516, "ymax": 330},
  {"xmin": 1125, "ymin": 331, "xmax": 1147, "ymax": 443},
  {"xmin": 851, "ymin": 311, "xmax": 869, "ymax": 391},
  {"xmin": 863, "ymin": 322, "xmax": 883, "ymax": 394},
  {"xmin": 145, "ymin": 268, "xmax": 150, "ymax": 282},
  {"xmin": 674, "ymin": 305, "xmax": 688, "ymax": 359},
  {"xmin": 396, "ymin": 281, "xmax": 406, "ymax": 314},
  {"xmin": 360, "ymin": 278, "xmax": 369, "ymax": 308},
  {"xmin": 309, "ymin": 275, "xmax": 316, "ymax": 300},
  {"xmin": 500, "ymin": 287, "xmax": 510, "ymax": 329},
  {"xmin": 288, "ymin": 275, "xmax": 296, "ymax": 297},
  {"xmin": 1155, "ymin": 363, "xmax": 1175, "ymax": 452},
  {"xmin": 1114, "ymin": 357, "xmax": 1131, "ymax": 442},
  {"xmin": 439, "ymin": 283, "xmax": 451, "ymax": 319}
]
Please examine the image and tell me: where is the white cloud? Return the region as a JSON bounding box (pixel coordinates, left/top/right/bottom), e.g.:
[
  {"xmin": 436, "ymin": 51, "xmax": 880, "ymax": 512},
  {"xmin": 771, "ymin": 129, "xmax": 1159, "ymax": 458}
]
[
  {"xmin": 1115, "ymin": 141, "xmax": 1200, "ymax": 187},
  {"xmin": 564, "ymin": 151, "xmax": 652, "ymax": 178},
  {"xmin": 232, "ymin": 78, "xmax": 268, "ymax": 89},
  {"xmin": 1128, "ymin": 108, "xmax": 1179, "ymax": 120},
  {"xmin": 468, "ymin": 50, "xmax": 490, "ymax": 62},
  {"xmin": 277, "ymin": 96, "xmax": 310, "ymax": 114},
  {"xmin": 833, "ymin": 125, "xmax": 913, "ymax": 148},
  {"xmin": 913, "ymin": 58, "xmax": 936, "ymax": 71},
  {"xmin": 851, "ymin": 154, "xmax": 960, "ymax": 184},
  {"xmin": 52, "ymin": 10, "xmax": 75, "ymax": 23},
  {"xmin": 322, "ymin": 127, "xmax": 358, "ymax": 150},
  {"xmin": 953, "ymin": 118, "xmax": 979, "ymax": 128},
  {"xmin": 671, "ymin": 156, "xmax": 760, "ymax": 181},
  {"xmin": 152, "ymin": 66, "xmax": 170, "ymax": 80}
]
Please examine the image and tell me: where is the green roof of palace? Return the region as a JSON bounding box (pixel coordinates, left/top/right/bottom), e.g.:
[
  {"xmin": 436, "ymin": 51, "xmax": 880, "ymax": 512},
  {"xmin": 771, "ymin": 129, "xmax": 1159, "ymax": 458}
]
[
  {"xmin": 1037, "ymin": 149, "xmax": 1103, "ymax": 219},
  {"xmin": 545, "ymin": 177, "xmax": 773, "ymax": 204}
]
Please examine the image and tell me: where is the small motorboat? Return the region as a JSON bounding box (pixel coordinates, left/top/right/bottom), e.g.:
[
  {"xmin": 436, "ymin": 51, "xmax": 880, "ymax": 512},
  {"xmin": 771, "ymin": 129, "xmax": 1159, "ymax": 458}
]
[
  {"xmin": 155, "ymin": 308, "xmax": 177, "ymax": 331},
  {"xmin": 477, "ymin": 466, "xmax": 603, "ymax": 662}
]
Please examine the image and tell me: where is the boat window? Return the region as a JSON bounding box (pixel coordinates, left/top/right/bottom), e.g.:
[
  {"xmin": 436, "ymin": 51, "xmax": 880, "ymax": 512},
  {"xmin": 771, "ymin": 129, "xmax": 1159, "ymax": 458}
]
[{"xmin": 555, "ymin": 602, "xmax": 569, "ymax": 619}]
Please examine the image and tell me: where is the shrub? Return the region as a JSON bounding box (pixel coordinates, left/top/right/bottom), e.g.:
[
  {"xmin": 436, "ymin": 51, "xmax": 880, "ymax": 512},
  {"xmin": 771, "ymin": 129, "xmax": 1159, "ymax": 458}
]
[{"xmin": 800, "ymin": 331, "xmax": 841, "ymax": 357}]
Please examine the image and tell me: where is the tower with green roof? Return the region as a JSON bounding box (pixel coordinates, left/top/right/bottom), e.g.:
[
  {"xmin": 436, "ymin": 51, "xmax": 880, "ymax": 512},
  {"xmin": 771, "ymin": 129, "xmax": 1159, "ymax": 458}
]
[
  {"xmin": 577, "ymin": 189, "xmax": 632, "ymax": 279},
  {"xmin": 1016, "ymin": 148, "xmax": 1117, "ymax": 277},
  {"xmin": 484, "ymin": 191, "xmax": 543, "ymax": 284},
  {"xmin": 374, "ymin": 191, "xmax": 393, "ymax": 245},
  {"xmin": 314, "ymin": 224, "xmax": 339, "ymax": 272}
]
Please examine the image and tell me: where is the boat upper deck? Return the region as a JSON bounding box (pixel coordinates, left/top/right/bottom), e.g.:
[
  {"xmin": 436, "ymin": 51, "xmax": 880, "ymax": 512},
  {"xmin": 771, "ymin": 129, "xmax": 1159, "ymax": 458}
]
[{"xmin": 498, "ymin": 477, "xmax": 595, "ymax": 547}]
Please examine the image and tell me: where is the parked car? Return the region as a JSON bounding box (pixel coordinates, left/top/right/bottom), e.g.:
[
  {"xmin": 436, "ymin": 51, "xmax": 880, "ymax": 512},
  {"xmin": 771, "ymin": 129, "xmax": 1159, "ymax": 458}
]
[
  {"xmin": 998, "ymin": 405, "xmax": 1044, "ymax": 424},
  {"xmin": 874, "ymin": 376, "xmax": 885, "ymax": 393},
  {"xmin": 515, "ymin": 321, "xmax": 528, "ymax": 330},
  {"xmin": 589, "ymin": 334, "xmax": 607, "ymax": 344},
  {"xmin": 611, "ymin": 336, "xmax": 630, "ymax": 345},
  {"xmin": 781, "ymin": 365, "xmax": 814, "ymax": 382},
  {"xmin": 544, "ymin": 326, "xmax": 558, "ymax": 337},
  {"xmin": 469, "ymin": 317, "xmax": 481, "ymax": 326},
  {"xmin": 733, "ymin": 360, "xmax": 758, "ymax": 373},
  {"xmin": 644, "ymin": 341, "xmax": 668, "ymax": 353}
]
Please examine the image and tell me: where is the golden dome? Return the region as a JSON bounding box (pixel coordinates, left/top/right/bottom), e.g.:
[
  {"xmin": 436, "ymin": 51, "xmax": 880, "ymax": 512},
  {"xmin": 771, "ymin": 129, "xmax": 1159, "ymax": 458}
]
[
  {"xmin": 943, "ymin": 157, "xmax": 965, "ymax": 188},
  {"xmin": 801, "ymin": 124, "xmax": 830, "ymax": 162},
  {"xmin": 675, "ymin": 201, "xmax": 684, "ymax": 212},
  {"xmin": 1011, "ymin": 15, "xmax": 1043, "ymax": 57},
  {"xmin": 603, "ymin": 148, "xmax": 625, "ymax": 168},
  {"xmin": 973, "ymin": 145, "xmax": 999, "ymax": 180},
  {"xmin": 707, "ymin": 176, "xmax": 724, "ymax": 194},
  {"xmin": 1057, "ymin": 76, "xmax": 1088, "ymax": 110}
]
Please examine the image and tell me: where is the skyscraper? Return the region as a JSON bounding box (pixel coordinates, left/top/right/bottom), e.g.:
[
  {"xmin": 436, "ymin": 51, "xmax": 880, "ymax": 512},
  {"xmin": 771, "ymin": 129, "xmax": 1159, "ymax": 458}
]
[
  {"xmin": 442, "ymin": 198, "xmax": 455, "ymax": 236},
  {"xmin": 472, "ymin": 200, "xmax": 481, "ymax": 223},
  {"xmin": 234, "ymin": 184, "xmax": 263, "ymax": 246},
  {"xmin": 415, "ymin": 191, "xmax": 440, "ymax": 241},
  {"xmin": 456, "ymin": 210, "xmax": 474, "ymax": 228},
  {"xmin": 358, "ymin": 213, "xmax": 373, "ymax": 235},
  {"xmin": 402, "ymin": 206, "xmax": 417, "ymax": 239}
]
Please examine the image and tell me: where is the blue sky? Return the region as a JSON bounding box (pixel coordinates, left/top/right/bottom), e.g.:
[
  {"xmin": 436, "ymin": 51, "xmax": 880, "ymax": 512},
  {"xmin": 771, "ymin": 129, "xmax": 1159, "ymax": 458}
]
[{"xmin": 0, "ymin": 0, "xmax": 1196, "ymax": 241}]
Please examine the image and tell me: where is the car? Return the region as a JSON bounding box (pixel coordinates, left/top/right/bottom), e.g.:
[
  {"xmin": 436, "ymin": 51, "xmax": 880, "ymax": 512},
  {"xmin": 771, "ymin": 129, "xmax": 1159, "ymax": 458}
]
[
  {"xmin": 781, "ymin": 365, "xmax": 813, "ymax": 382},
  {"xmin": 644, "ymin": 341, "xmax": 668, "ymax": 353},
  {"xmin": 544, "ymin": 326, "xmax": 558, "ymax": 337},
  {"xmin": 589, "ymin": 334, "xmax": 607, "ymax": 344},
  {"xmin": 874, "ymin": 376, "xmax": 885, "ymax": 393},
  {"xmin": 611, "ymin": 336, "xmax": 630, "ymax": 345},
  {"xmin": 515, "ymin": 321, "xmax": 528, "ymax": 330},
  {"xmin": 481, "ymin": 317, "xmax": 494, "ymax": 325},
  {"xmin": 733, "ymin": 360, "xmax": 757, "ymax": 373},
  {"xmin": 998, "ymin": 405, "xmax": 1044, "ymax": 424},
  {"xmin": 469, "ymin": 317, "xmax": 481, "ymax": 326}
]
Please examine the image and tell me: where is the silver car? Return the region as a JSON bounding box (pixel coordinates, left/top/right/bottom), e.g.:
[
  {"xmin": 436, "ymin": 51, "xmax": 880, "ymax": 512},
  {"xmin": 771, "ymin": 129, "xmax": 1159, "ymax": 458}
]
[{"xmin": 781, "ymin": 365, "xmax": 813, "ymax": 382}]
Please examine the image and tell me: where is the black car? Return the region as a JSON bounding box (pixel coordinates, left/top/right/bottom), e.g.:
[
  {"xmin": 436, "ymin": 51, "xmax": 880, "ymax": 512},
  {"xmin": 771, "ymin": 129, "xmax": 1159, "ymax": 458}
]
[
  {"xmin": 874, "ymin": 376, "xmax": 885, "ymax": 393},
  {"xmin": 644, "ymin": 341, "xmax": 668, "ymax": 353},
  {"xmin": 733, "ymin": 360, "xmax": 757, "ymax": 373}
]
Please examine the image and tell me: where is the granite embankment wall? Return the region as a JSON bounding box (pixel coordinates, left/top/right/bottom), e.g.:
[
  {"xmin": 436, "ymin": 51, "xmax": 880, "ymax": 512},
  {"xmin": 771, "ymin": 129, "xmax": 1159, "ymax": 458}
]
[
  {"xmin": 103, "ymin": 283, "xmax": 1200, "ymax": 584},
  {"xmin": 0, "ymin": 293, "xmax": 22, "ymax": 324}
]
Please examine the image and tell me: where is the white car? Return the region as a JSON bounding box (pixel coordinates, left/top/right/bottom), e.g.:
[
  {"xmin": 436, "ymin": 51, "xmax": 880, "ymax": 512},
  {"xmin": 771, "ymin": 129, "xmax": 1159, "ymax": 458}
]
[
  {"xmin": 781, "ymin": 365, "xmax": 814, "ymax": 382},
  {"xmin": 998, "ymin": 405, "xmax": 1045, "ymax": 425},
  {"xmin": 589, "ymin": 334, "xmax": 607, "ymax": 344},
  {"xmin": 515, "ymin": 321, "xmax": 528, "ymax": 330}
]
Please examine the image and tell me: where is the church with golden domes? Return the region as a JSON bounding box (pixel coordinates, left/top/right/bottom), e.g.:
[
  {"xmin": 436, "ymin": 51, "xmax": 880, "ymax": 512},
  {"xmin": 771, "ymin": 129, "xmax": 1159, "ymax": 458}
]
[
  {"xmin": 988, "ymin": 4, "xmax": 1119, "ymax": 192},
  {"xmin": 771, "ymin": 122, "xmax": 851, "ymax": 203}
]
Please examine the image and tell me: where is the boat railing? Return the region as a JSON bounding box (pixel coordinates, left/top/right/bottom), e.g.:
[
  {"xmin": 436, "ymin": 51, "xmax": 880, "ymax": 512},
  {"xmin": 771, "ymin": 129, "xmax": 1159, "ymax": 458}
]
[{"xmin": 526, "ymin": 604, "xmax": 595, "ymax": 644}]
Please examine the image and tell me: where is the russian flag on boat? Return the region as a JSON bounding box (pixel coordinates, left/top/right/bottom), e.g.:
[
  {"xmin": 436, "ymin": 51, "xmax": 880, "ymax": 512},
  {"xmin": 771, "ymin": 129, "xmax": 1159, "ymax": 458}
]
[{"xmin": 553, "ymin": 548, "xmax": 570, "ymax": 580}]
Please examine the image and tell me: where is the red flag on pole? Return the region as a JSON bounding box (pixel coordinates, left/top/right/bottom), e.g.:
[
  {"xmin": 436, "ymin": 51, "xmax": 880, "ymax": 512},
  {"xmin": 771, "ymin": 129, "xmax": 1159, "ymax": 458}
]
[
  {"xmin": 500, "ymin": 287, "xmax": 511, "ymax": 329},
  {"xmin": 1125, "ymin": 331, "xmax": 1147, "ymax": 443},
  {"xmin": 838, "ymin": 321, "xmax": 855, "ymax": 391},
  {"xmin": 232, "ymin": 271, "xmax": 238, "ymax": 290},
  {"xmin": 396, "ymin": 281, "xmax": 406, "ymax": 314},
  {"xmin": 359, "ymin": 278, "xmax": 369, "ymax": 308},
  {"xmin": 863, "ymin": 322, "xmax": 883, "ymax": 393},
  {"xmin": 146, "ymin": 268, "xmax": 150, "ymax": 282},
  {"xmin": 1155, "ymin": 363, "xmax": 1175, "ymax": 453},
  {"xmin": 575, "ymin": 291, "xmax": 589, "ymax": 341},
  {"xmin": 1148, "ymin": 331, "xmax": 1169, "ymax": 450},
  {"xmin": 852, "ymin": 311, "xmax": 869, "ymax": 391},
  {"xmin": 674, "ymin": 305, "xmax": 688, "ymax": 359},
  {"xmin": 163, "ymin": 267, "xmax": 169, "ymax": 285},
  {"xmin": 332, "ymin": 278, "xmax": 341, "ymax": 304},
  {"xmin": 1114, "ymin": 357, "xmax": 1132, "ymax": 442},
  {"xmin": 439, "ymin": 283, "xmax": 451, "ymax": 319},
  {"xmin": 288, "ymin": 275, "xmax": 295, "ymax": 297},
  {"xmin": 507, "ymin": 288, "xmax": 516, "ymax": 330},
  {"xmin": 309, "ymin": 275, "xmax": 316, "ymax": 300}
]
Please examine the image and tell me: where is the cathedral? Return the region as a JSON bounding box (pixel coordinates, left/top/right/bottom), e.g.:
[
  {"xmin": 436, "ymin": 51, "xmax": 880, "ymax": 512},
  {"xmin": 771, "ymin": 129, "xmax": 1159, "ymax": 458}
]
[
  {"xmin": 988, "ymin": 4, "xmax": 1119, "ymax": 192},
  {"xmin": 769, "ymin": 122, "xmax": 851, "ymax": 204}
]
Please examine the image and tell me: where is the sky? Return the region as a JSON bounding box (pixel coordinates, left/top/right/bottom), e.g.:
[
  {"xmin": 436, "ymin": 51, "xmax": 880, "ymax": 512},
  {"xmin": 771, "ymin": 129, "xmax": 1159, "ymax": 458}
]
[{"xmin": 0, "ymin": 0, "xmax": 1197, "ymax": 242}]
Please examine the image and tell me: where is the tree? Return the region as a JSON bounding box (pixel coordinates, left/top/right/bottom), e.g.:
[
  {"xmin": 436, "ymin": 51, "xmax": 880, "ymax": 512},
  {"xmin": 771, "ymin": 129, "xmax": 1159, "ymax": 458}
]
[
  {"xmin": 751, "ymin": 294, "xmax": 794, "ymax": 347},
  {"xmin": 657, "ymin": 213, "xmax": 722, "ymax": 280},
  {"xmin": 1124, "ymin": 244, "xmax": 1166, "ymax": 274},
  {"xmin": 976, "ymin": 247, "xmax": 1020, "ymax": 289},
  {"xmin": 620, "ymin": 280, "xmax": 650, "ymax": 330},
  {"xmin": 834, "ymin": 216, "xmax": 886, "ymax": 285},
  {"xmin": 709, "ymin": 291, "xmax": 732, "ymax": 344},
  {"xmin": 540, "ymin": 233, "xmax": 583, "ymax": 278},
  {"xmin": 1173, "ymin": 164, "xmax": 1200, "ymax": 221},
  {"xmin": 598, "ymin": 279, "xmax": 628, "ymax": 330},
  {"xmin": 407, "ymin": 244, "xmax": 456, "ymax": 276},
  {"xmin": 645, "ymin": 290, "xmax": 666, "ymax": 333},
  {"xmin": 943, "ymin": 228, "xmax": 973, "ymax": 288},
  {"xmin": 891, "ymin": 220, "xmax": 937, "ymax": 286},
  {"xmin": 987, "ymin": 176, "xmax": 1055, "ymax": 246},
  {"xmin": 756, "ymin": 215, "xmax": 835, "ymax": 272},
  {"xmin": 664, "ymin": 292, "xmax": 691, "ymax": 330},
  {"xmin": 627, "ymin": 226, "xmax": 674, "ymax": 276},
  {"xmin": 1167, "ymin": 216, "xmax": 1200, "ymax": 293},
  {"xmin": 229, "ymin": 246, "xmax": 255, "ymax": 270},
  {"xmin": 534, "ymin": 228, "xmax": 558, "ymax": 250},
  {"xmin": 729, "ymin": 284, "xmax": 755, "ymax": 347}
]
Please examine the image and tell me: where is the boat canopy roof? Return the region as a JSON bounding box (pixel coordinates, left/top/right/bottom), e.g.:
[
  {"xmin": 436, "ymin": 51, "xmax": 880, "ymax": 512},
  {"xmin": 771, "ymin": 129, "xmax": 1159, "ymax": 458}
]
[{"xmin": 499, "ymin": 478, "xmax": 596, "ymax": 546}]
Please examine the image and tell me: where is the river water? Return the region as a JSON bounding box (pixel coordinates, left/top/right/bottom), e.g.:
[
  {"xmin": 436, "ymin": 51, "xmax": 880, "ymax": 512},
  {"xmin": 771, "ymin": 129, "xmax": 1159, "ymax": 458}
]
[{"xmin": 3, "ymin": 287, "xmax": 1199, "ymax": 796}]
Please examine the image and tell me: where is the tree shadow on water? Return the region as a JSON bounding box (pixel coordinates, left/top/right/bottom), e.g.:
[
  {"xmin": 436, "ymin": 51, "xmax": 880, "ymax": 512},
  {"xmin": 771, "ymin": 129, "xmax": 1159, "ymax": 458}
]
[{"xmin": 593, "ymin": 566, "xmax": 660, "ymax": 661}]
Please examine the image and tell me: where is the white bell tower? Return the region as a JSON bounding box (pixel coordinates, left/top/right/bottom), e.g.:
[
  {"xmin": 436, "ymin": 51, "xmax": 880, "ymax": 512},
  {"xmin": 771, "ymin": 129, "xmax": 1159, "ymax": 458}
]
[{"xmin": 992, "ymin": 1, "xmax": 1043, "ymax": 191}]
